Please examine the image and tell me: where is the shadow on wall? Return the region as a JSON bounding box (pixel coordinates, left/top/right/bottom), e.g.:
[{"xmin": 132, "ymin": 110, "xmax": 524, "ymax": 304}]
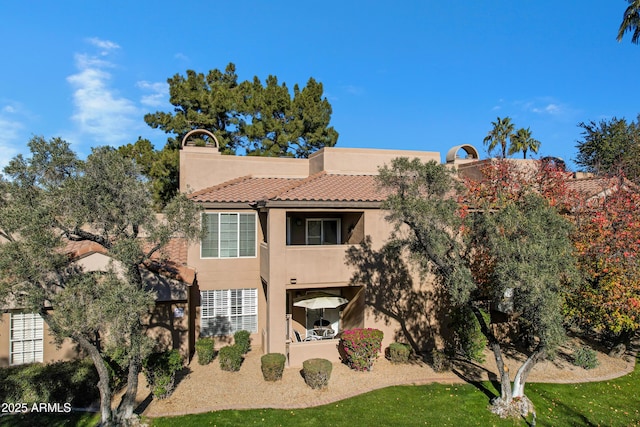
[
  {"xmin": 345, "ymin": 236, "xmax": 451, "ymax": 355},
  {"xmin": 145, "ymin": 303, "xmax": 189, "ymax": 359}
]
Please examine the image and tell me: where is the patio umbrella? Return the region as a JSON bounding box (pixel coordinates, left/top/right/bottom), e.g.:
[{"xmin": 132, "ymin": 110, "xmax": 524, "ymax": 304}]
[
  {"xmin": 293, "ymin": 292, "xmax": 348, "ymax": 330},
  {"xmin": 293, "ymin": 292, "xmax": 348, "ymax": 310}
]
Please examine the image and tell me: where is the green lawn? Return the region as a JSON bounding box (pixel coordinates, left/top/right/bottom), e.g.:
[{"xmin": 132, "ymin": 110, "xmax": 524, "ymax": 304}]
[
  {"xmin": 3, "ymin": 359, "xmax": 637, "ymax": 427},
  {"xmin": 0, "ymin": 411, "xmax": 99, "ymax": 427},
  {"xmin": 149, "ymin": 358, "xmax": 640, "ymax": 427}
]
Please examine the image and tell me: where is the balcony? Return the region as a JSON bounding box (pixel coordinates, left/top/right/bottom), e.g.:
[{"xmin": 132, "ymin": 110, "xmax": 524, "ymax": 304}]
[{"xmin": 285, "ymin": 244, "xmax": 352, "ymax": 286}]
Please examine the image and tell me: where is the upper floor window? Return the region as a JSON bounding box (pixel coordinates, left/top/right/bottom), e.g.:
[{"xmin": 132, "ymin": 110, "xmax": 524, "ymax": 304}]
[
  {"xmin": 201, "ymin": 212, "xmax": 256, "ymax": 258},
  {"xmin": 306, "ymin": 218, "xmax": 341, "ymax": 245}
]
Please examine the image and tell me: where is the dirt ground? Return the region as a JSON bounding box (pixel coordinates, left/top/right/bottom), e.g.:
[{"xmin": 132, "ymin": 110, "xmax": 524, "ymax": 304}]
[{"xmin": 137, "ymin": 339, "xmax": 635, "ymax": 418}]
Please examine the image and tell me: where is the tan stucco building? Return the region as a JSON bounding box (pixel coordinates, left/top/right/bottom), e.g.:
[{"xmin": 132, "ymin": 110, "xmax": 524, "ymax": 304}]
[{"xmin": 180, "ymin": 141, "xmax": 480, "ymax": 366}]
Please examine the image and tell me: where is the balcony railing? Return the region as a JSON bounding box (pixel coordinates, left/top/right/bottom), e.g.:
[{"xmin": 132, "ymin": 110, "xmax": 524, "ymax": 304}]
[{"xmin": 285, "ymin": 244, "xmax": 353, "ymax": 285}]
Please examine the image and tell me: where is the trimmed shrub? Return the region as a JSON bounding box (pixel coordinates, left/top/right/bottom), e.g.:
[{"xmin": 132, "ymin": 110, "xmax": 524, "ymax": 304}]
[
  {"xmin": 0, "ymin": 359, "xmax": 99, "ymax": 407},
  {"xmin": 195, "ymin": 338, "xmax": 215, "ymax": 365},
  {"xmin": 234, "ymin": 330, "xmax": 251, "ymax": 354},
  {"xmin": 143, "ymin": 349, "xmax": 184, "ymax": 399},
  {"xmin": 302, "ymin": 358, "xmax": 332, "ymax": 389},
  {"xmin": 261, "ymin": 353, "xmax": 286, "ymax": 381},
  {"xmin": 219, "ymin": 345, "xmax": 244, "ymax": 372},
  {"xmin": 388, "ymin": 342, "xmax": 411, "ymax": 364},
  {"xmin": 573, "ymin": 346, "xmax": 599, "ymax": 370},
  {"xmin": 451, "ymin": 306, "xmax": 488, "ymax": 363},
  {"xmin": 340, "ymin": 328, "xmax": 384, "ymax": 371},
  {"xmin": 431, "ymin": 349, "xmax": 452, "ymax": 373}
]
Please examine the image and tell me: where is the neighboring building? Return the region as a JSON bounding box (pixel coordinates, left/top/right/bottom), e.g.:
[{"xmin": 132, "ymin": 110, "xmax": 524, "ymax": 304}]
[{"xmin": 0, "ymin": 238, "xmax": 195, "ymax": 367}]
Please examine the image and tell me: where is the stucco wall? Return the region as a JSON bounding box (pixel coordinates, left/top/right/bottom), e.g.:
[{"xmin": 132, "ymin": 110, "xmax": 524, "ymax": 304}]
[
  {"xmin": 145, "ymin": 302, "xmax": 191, "ymax": 360},
  {"xmin": 180, "ymin": 146, "xmax": 309, "ymax": 192},
  {"xmin": 309, "ymin": 147, "xmax": 440, "ymax": 175}
]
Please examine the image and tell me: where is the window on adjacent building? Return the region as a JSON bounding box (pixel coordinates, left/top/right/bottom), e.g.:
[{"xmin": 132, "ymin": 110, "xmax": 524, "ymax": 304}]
[
  {"xmin": 201, "ymin": 213, "xmax": 256, "ymax": 258},
  {"xmin": 200, "ymin": 289, "xmax": 258, "ymax": 336},
  {"xmin": 10, "ymin": 313, "xmax": 44, "ymax": 365},
  {"xmin": 306, "ymin": 218, "xmax": 341, "ymax": 245}
]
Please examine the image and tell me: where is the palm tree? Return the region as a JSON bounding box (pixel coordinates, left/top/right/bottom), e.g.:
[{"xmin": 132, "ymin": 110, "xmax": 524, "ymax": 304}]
[
  {"xmin": 508, "ymin": 127, "xmax": 541, "ymax": 159},
  {"xmin": 617, "ymin": 0, "xmax": 640, "ymax": 44},
  {"xmin": 483, "ymin": 116, "xmax": 515, "ymax": 158}
]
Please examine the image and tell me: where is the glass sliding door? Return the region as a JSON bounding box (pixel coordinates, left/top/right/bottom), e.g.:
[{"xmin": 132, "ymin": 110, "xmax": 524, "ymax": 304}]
[{"xmin": 305, "ymin": 218, "xmax": 341, "ymax": 245}]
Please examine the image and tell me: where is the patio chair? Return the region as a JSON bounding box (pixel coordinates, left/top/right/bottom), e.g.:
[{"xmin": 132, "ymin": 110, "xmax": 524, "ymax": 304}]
[
  {"xmin": 305, "ymin": 329, "xmax": 322, "ymax": 341},
  {"xmin": 322, "ymin": 328, "xmax": 336, "ymax": 339}
]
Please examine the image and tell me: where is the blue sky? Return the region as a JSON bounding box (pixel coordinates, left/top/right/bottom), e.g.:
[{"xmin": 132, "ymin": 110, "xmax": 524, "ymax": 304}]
[{"xmin": 1, "ymin": 1, "xmax": 639, "ymax": 170}]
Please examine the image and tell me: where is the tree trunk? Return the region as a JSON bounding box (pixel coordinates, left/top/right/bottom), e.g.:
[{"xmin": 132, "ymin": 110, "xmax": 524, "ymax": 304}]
[
  {"xmin": 471, "ymin": 306, "xmax": 511, "ymax": 402},
  {"xmin": 73, "ymin": 334, "xmax": 113, "ymax": 425},
  {"xmin": 116, "ymin": 355, "xmax": 140, "ymax": 421},
  {"xmin": 115, "ymin": 264, "xmax": 146, "ymax": 422},
  {"xmin": 491, "ymin": 341, "xmax": 512, "ymax": 402},
  {"xmin": 512, "ymin": 345, "xmax": 544, "ymax": 398}
]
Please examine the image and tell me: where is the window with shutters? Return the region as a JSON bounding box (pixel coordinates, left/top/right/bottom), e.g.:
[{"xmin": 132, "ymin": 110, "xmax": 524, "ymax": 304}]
[{"xmin": 200, "ymin": 289, "xmax": 258, "ymax": 336}]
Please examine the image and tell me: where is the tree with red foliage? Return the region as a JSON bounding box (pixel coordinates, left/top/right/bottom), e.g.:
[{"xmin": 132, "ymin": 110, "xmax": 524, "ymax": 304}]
[
  {"xmin": 461, "ymin": 158, "xmax": 578, "ymax": 213},
  {"xmin": 567, "ymin": 181, "xmax": 640, "ymax": 349}
]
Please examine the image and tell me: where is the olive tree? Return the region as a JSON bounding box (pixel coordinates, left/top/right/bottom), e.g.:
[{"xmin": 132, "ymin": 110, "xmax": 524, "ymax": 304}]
[
  {"xmin": 377, "ymin": 158, "xmax": 576, "ymax": 419},
  {"xmin": 0, "ymin": 136, "xmax": 201, "ymax": 425}
]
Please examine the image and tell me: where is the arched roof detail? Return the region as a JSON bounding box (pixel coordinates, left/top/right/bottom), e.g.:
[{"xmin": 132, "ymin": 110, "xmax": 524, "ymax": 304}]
[
  {"xmin": 181, "ymin": 129, "xmax": 219, "ymax": 148},
  {"xmin": 446, "ymin": 144, "xmax": 480, "ymax": 163}
]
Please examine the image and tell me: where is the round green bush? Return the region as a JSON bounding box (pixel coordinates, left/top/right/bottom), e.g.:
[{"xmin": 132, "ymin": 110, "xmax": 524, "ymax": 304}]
[
  {"xmin": 195, "ymin": 338, "xmax": 215, "ymax": 365},
  {"xmin": 234, "ymin": 330, "xmax": 251, "ymax": 354},
  {"xmin": 219, "ymin": 345, "xmax": 244, "ymax": 372},
  {"xmin": 388, "ymin": 342, "xmax": 411, "ymax": 364},
  {"xmin": 302, "ymin": 358, "xmax": 332, "ymax": 390},
  {"xmin": 261, "ymin": 353, "xmax": 286, "ymax": 381},
  {"xmin": 573, "ymin": 346, "xmax": 600, "ymax": 370}
]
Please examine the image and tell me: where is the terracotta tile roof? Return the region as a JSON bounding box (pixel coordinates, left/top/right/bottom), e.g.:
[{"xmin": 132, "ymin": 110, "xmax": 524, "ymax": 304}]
[
  {"xmin": 189, "ymin": 176, "xmax": 301, "ymax": 203},
  {"xmin": 64, "ymin": 240, "xmax": 105, "ymax": 258},
  {"xmin": 270, "ymin": 172, "xmax": 389, "ymax": 202},
  {"xmin": 189, "ymin": 172, "xmax": 389, "ymax": 205},
  {"xmin": 566, "ymin": 177, "xmax": 628, "ymax": 199},
  {"xmin": 63, "ymin": 238, "xmax": 195, "ymax": 284}
]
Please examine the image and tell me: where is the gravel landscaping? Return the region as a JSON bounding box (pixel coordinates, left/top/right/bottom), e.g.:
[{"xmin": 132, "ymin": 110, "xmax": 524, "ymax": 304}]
[{"xmin": 139, "ymin": 340, "xmax": 635, "ymax": 418}]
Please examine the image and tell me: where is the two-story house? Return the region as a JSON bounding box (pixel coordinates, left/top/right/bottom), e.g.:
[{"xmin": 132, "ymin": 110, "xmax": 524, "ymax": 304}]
[{"xmin": 181, "ymin": 137, "xmax": 481, "ymax": 366}]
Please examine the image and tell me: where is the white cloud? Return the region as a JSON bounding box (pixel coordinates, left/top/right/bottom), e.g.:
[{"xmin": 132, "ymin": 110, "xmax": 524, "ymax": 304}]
[
  {"xmin": 515, "ymin": 98, "xmax": 565, "ymax": 116},
  {"xmin": 174, "ymin": 52, "xmax": 189, "ymax": 62},
  {"xmin": 343, "ymin": 85, "xmax": 365, "ymax": 96},
  {"xmin": 86, "ymin": 37, "xmax": 121, "ymax": 55},
  {"xmin": 67, "ymin": 40, "xmax": 142, "ymax": 146},
  {"xmin": 504, "ymin": 97, "xmax": 578, "ymax": 121},
  {"xmin": 531, "ymin": 103, "xmax": 561, "ymax": 115},
  {"xmin": 137, "ymin": 80, "xmax": 169, "ymax": 108}
]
